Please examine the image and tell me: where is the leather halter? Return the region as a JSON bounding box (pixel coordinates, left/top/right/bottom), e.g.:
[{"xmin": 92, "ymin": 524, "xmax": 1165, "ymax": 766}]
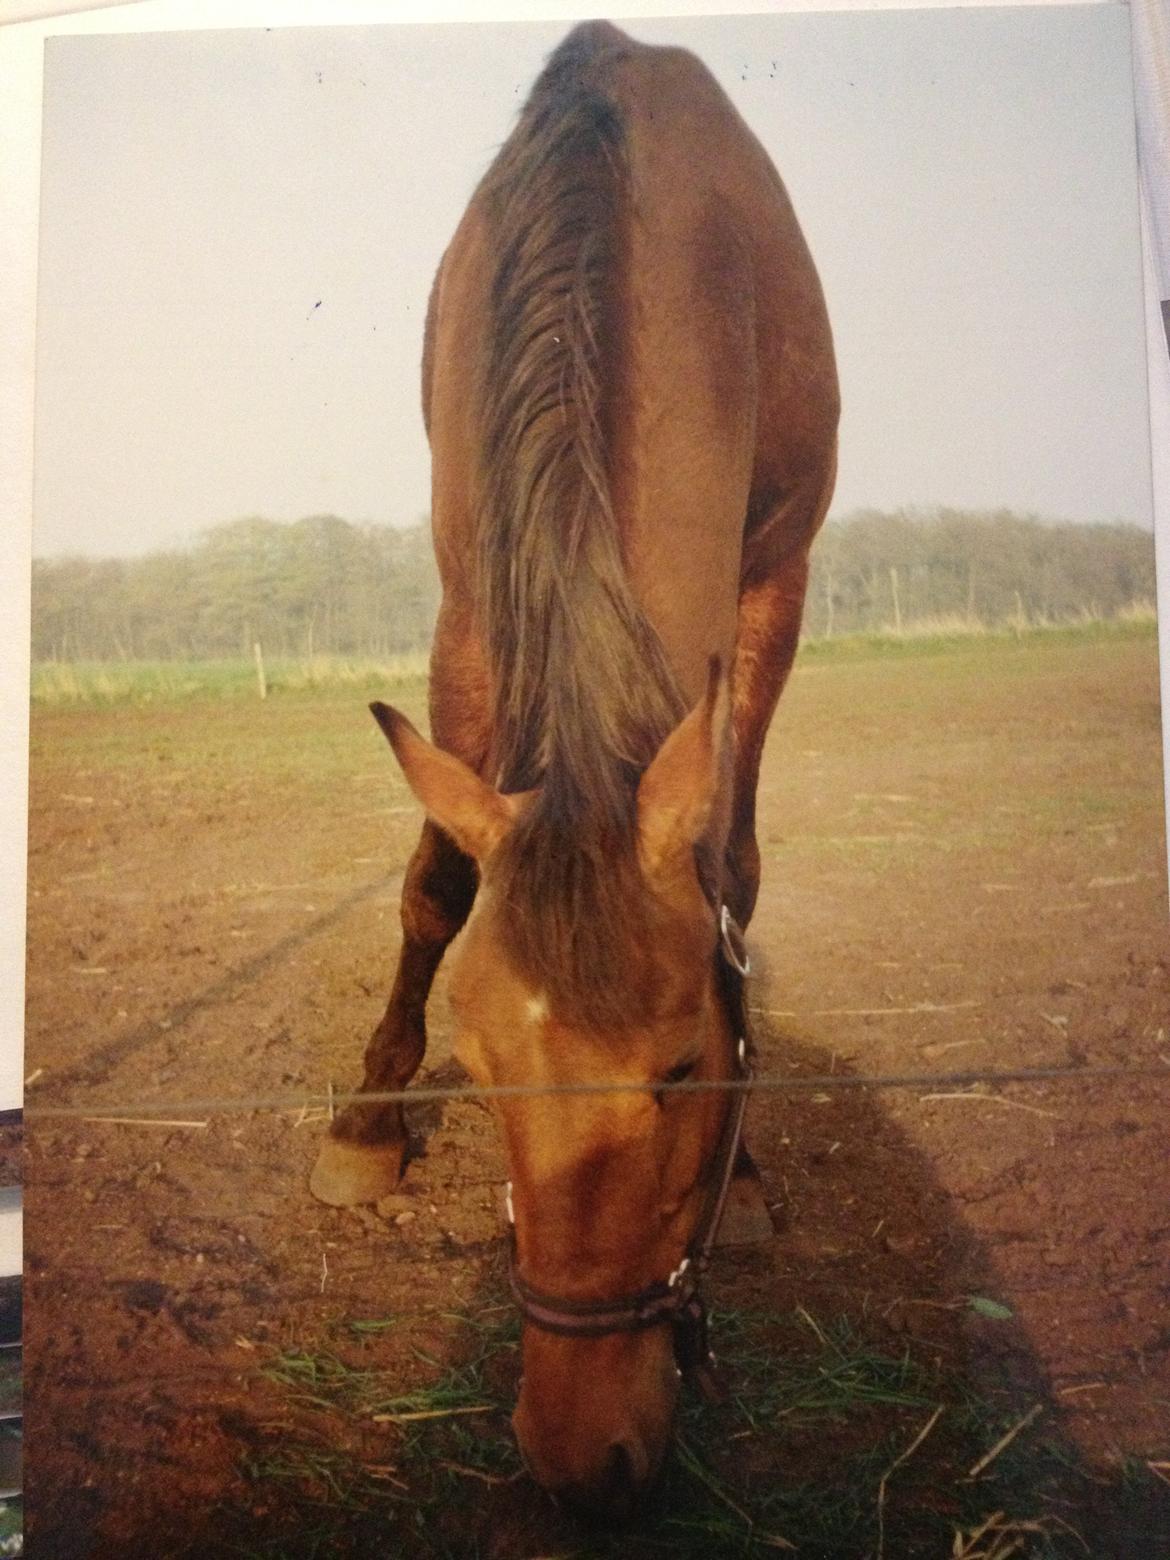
[{"xmin": 505, "ymin": 905, "xmax": 754, "ymax": 1396}]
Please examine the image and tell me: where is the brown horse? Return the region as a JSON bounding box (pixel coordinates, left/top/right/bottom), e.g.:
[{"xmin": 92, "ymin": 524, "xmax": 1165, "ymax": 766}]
[{"xmin": 311, "ymin": 21, "xmax": 838, "ymax": 1515}]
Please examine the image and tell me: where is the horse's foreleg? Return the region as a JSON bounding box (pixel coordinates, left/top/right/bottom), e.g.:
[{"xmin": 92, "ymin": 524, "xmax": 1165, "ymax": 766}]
[
  {"xmin": 724, "ymin": 549, "xmax": 811, "ymax": 928},
  {"xmin": 727, "ymin": 441, "xmax": 837, "ymax": 924},
  {"xmin": 311, "ymin": 608, "xmax": 490, "ymax": 1206},
  {"xmin": 717, "ymin": 466, "xmax": 834, "ymax": 1245},
  {"xmin": 310, "ymin": 820, "xmax": 477, "ymax": 1205},
  {"xmin": 709, "ymin": 555, "xmax": 811, "ymax": 1248}
]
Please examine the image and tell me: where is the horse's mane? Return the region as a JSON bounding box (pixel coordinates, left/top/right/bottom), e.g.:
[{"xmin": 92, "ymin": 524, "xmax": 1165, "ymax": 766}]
[{"xmin": 475, "ymin": 25, "xmax": 687, "ymax": 1027}]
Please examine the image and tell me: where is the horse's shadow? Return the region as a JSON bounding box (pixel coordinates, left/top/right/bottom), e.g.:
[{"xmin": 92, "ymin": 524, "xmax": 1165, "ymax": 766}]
[{"xmin": 412, "ymin": 1010, "xmax": 1166, "ymax": 1560}]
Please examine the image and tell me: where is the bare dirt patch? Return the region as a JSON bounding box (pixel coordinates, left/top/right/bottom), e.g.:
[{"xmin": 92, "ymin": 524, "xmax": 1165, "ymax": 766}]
[{"xmin": 23, "ymin": 628, "xmax": 1170, "ymax": 1556}]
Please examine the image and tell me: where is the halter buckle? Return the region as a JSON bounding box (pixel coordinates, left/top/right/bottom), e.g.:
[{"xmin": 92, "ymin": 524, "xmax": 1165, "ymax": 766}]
[{"xmin": 719, "ymin": 904, "xmax": 751, "ymax": 976}]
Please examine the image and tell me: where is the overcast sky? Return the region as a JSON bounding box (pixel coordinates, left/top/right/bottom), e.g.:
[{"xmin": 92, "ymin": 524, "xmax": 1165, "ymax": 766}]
[{"xmin": 33, "ymin": 4, "xmax": 1150, "ymax": 559}]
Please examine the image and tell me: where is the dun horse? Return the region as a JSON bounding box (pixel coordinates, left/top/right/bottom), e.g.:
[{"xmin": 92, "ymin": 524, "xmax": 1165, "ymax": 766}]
[{"xmin": 312, "ymin": 22, "xmax": 838, "ymax": 1516}]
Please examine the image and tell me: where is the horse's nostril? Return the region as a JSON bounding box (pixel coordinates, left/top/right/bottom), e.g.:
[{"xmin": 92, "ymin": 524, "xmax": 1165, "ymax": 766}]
[
  {"xmin": 606, "ymin": 1441, "xmax": 633, "ymax": 1488},
  {"xmin": 549, "ymin": 1440, "xmax": 646, "ymax": 1522},
  {"xmin": 601, "ymin": 1440, "xmax": 642, "ymax": 1513}
]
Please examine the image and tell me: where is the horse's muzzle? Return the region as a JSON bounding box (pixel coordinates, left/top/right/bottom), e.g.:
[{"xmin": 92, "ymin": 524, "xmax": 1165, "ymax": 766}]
[
  {"xmin": 512, "ymin": 1336, "xmax": 676, "ymax": 1522},
  {"xmin": 546, "ymin": 1439, "xmax": 653, "ymax": 1524}
]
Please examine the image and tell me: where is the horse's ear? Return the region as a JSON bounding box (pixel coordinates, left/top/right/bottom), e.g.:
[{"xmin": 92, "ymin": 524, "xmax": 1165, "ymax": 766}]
[
  {"xmin": 369, "ymin": 702, "xmax": 519, "ymax": 862},
  {"xmin": 636, "ymin": 657, "xmax": 732, "ymax": 885}
]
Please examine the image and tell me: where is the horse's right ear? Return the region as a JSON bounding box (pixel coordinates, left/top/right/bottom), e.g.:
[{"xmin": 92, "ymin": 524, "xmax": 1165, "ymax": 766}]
[
  {"xmin": 635, "ymin": 657, "xmax": 732, "ymax": 887},
  {"xmin": 369, "ymin": 703, "xmax": 520, "ymax": 862}
]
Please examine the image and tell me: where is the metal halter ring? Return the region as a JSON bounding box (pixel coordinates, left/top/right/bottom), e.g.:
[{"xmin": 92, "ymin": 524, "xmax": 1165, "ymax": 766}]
[{"xmin": 719, "ymin": 904, "xmax": 751, "ymax": 977}]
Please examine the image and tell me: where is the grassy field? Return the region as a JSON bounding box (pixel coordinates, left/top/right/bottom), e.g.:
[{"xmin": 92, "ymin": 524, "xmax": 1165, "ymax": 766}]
[
  {"xmin": 29, "ymin": 651, "xmax": 433, "ymax": 706},
  {"xmin": 27, "ymin": 614, "xmax": 1159, "ymax": 707}
]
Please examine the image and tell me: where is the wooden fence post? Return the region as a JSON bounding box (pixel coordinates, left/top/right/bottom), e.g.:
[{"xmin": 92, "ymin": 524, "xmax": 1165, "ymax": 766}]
[{"xmin": 254, "ymin": 641, "xmax": 268, "ymax": 700}]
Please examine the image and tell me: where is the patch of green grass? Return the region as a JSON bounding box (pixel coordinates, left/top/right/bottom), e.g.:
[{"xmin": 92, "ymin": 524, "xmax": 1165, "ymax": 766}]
[
  {"xmin": 0, "ymin": 1500, "xmax": 20, "ymax": 1548},
  {"xmin": 711, "ymin": 1307, "xmax": 936, "ymax": 1429},
  {"xmin": 230, "ymin": 1303, "xmax": 1142, "ymax": 1559},
  {"xmin": 260, "ymin": 1326, "xmax": 513, "ymax": 1423},
  {"xmin": 0, "ymin": 1356, "xmax": 19, "ymax": 1420},
  {"xmin": 30, "ymin": 653, "xmax": 430, "ymax": 707},
  {"xmin": 798, "ymin": 611, "xmax": 1157, "ymax": 665}
]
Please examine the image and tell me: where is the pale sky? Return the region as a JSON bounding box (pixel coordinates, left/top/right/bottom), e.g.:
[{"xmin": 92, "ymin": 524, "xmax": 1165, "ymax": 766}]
[{"xmin": 34, "ymin": 4, "xmax": 1151, "ymax": 558}]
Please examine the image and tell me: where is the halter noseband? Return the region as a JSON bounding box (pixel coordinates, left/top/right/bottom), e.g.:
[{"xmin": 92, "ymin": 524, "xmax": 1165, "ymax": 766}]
[{"xmin": 505, "ymin": 904, "xmax": 755, "ymax": 1398}]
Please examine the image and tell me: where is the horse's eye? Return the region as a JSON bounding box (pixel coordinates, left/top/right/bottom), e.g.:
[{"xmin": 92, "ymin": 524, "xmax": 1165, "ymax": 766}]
[{"xmin": 654, "ymin": 1058, "xmax": 697, "ymax": 1107}]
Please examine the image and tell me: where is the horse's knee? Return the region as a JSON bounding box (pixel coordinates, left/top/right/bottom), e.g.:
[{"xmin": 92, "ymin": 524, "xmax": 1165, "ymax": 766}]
[
  {"xmin": 365, "ymin": 999, "xmax": 426, "ymax": 1075},
  {"xmin": 401, "ymin": 830, "xmax": 477, "ymax": 944}
]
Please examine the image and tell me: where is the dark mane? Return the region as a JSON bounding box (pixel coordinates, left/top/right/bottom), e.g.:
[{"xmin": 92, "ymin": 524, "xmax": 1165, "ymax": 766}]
[{"xmin": 475, "ymin": 25, "xmax": 687, "ymax": 1026}]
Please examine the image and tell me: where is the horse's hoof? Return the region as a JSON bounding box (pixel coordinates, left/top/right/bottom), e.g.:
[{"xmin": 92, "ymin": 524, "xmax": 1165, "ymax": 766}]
[
  {"xmin": 309, "ymin": 1137, "xmax": 407, "ymax": 1206},
  {"xmin": 714, "ymin": 1171, "xmax": 776, "ymax": 1247}
]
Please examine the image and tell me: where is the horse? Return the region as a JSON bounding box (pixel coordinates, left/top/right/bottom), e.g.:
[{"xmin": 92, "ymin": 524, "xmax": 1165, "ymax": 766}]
[{"xmin": 311, "ymin": 21, "xmax": 839, "ymax": 1517}]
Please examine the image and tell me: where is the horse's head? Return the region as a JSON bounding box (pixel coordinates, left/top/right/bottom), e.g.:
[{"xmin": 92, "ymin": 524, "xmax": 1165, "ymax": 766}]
[{"xmin": 370, "ymin": 669, "xmax": 741, "ymax": 1517}]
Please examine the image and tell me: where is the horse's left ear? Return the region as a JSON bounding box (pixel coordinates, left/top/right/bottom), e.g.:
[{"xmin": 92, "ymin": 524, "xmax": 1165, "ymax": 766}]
[{"xmin": 636, "ymin": 657, "xmax": 732, "ymax": 883}]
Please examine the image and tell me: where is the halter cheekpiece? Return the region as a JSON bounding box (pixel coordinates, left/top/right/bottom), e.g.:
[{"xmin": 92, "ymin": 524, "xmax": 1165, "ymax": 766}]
[{"xmin": 505, "ymin": 903, "xmax": 755, "ymax": 1399}]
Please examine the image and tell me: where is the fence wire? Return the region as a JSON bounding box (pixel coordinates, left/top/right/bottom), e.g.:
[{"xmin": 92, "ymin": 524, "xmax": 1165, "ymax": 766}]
[{"xmin": 22, "ymin": 1059, "xmax": 1170, "ymax": 1123}]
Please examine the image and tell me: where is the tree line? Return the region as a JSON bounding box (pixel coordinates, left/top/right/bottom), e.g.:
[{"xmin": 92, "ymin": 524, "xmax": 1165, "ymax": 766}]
[
  {"xmin": 802, "ymin": 507, "xmax": 1155, "ymax": 639},
  {"xmin": 31, "ymin": 508, "xmax": 1155, "ymax": 663},
  {"xmin": 32, "ymin": 515, "xmax": 440, "ymax": 663}
]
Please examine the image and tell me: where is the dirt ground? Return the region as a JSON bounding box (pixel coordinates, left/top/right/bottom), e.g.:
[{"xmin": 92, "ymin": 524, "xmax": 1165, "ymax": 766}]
[{"xmin": 22, "ymin": 627, "xmax": 1170, "ymax": 1557}]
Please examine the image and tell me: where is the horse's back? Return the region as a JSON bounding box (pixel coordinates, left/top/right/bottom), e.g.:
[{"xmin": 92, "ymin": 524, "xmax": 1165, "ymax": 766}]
[
  {"xmin": 426, "ymin": 24, "xmax": 838, "ymax": 703},
  {"xmin": 597, "ymin": 35, "xmax": 836, "ymax": 692}
]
